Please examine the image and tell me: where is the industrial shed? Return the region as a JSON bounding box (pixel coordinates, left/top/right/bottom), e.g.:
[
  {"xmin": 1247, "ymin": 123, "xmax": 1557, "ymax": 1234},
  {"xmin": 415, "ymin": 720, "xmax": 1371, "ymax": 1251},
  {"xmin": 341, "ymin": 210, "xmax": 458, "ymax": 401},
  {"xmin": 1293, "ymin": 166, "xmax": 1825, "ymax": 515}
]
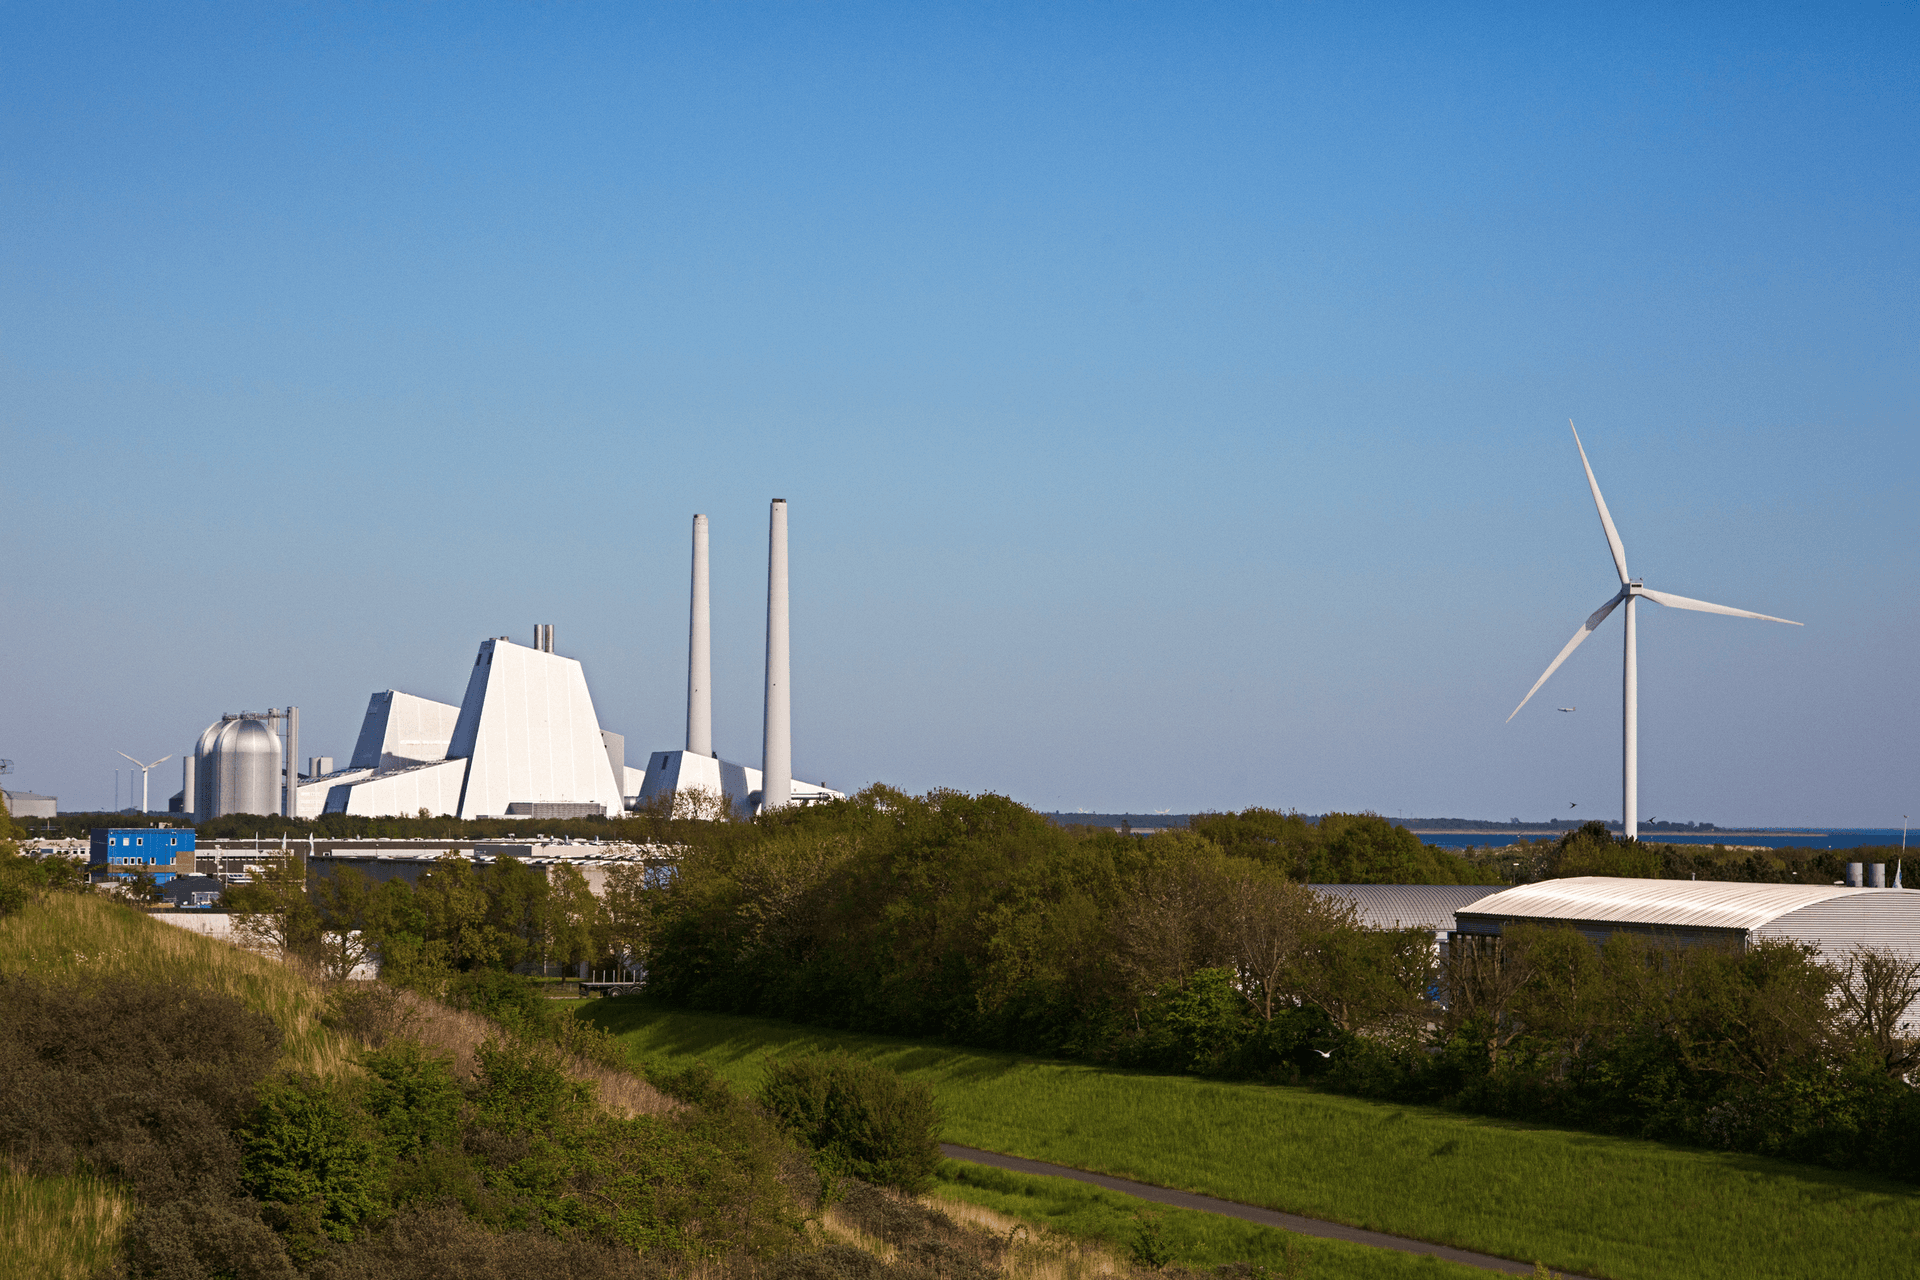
[
  {"xmin": 1312, "ymin": 885, "xmax": 1502, "ymax": 943},
  {"xmin": 1454, "ymin": 877, "xmax": 1920, "ymax": 964}
]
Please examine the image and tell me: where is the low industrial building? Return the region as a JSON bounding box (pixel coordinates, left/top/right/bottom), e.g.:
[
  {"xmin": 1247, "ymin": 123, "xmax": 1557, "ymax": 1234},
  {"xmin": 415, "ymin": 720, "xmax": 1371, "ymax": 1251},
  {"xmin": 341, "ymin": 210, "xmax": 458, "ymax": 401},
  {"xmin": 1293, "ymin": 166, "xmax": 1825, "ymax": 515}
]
[
  {"xmin": 1454, "ymin": 876, "xmax": 1920, "ymax": 963},
  {"xmin": 1312, "ymin": 884, "xmax": 1500, "ymax": 948},
  {"xmin": 2, "ymin": 789, "xmax": 57, "ymax": 819},
  {"xmin": 89, "ymin": 827, "xmax": 196, "ymax": 885}
]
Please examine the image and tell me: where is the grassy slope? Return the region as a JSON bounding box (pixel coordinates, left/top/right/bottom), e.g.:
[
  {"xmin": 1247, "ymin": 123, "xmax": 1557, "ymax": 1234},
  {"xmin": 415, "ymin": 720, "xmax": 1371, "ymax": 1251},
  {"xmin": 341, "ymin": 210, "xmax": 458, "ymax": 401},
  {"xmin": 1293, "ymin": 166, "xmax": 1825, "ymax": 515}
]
[
  {"xmin": 0, "ymin": 895, "xmax": 355, "ymax": 1076},
  {"xmin": 933, "ymin": 1160, "xmax": 1490, "ymax": 1280},
  {"xmin": 0, "ymin": 895, "xmax": 360, "ymax": 1278},
  {"xmin": 0, "ymin": 1169, "xmax": 126, "ymax": 1280},
  {"xmin": 586, "ymin": 998, "xmax": 1920, "ymax": 1280}
]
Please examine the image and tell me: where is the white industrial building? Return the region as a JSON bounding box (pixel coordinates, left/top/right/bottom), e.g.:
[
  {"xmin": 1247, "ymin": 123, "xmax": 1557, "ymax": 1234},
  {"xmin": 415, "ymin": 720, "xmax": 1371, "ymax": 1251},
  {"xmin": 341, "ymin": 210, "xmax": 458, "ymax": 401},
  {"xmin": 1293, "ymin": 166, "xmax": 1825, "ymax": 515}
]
[
  {"xmin": 304, "ymin": 633, "xmax": 628, "ymax": 820},
  {"xmin": 177, "ymin": 501, "xmax": 843, "ymax": 823},
  {"xmin": 1311, "ymin": 884, "xmax": 1500, "ymax": 948},
  {"xmin": 1454, "ymin": 876, "xmax": 1920, "ymax": 962}
]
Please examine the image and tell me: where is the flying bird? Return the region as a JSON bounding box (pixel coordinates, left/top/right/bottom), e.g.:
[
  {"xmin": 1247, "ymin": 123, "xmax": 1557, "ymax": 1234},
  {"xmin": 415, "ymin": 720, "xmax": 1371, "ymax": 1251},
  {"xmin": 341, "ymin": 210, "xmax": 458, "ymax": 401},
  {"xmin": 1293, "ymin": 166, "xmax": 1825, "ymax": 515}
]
[
  {"xmin": 1508, "ymin": 422, "xmax": 1800, "ymax": 840},
  {"xmin": 1569, "ymin": 802, "xmax": 1578, "ymax": 809},
  {"xmin": 1312, "ymin": 1049, "xmax": 1333, "ymax": 1059},
  {"xmin": 1557, "ymin": 706, "xmax": 1575, "ymax": 712}
]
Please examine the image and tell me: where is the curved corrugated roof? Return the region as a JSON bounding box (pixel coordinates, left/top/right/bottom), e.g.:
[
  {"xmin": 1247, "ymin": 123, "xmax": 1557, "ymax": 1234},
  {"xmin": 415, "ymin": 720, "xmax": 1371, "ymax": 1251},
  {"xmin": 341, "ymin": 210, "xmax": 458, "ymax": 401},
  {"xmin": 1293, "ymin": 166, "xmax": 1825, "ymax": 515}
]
[
  {"xmin": 1311, "ymin": 885, "xmax": 1503, "ymax": 933},
  {"xmin": 1456, "ymin": 876, "xmax": 1873, "ymax": 933}
]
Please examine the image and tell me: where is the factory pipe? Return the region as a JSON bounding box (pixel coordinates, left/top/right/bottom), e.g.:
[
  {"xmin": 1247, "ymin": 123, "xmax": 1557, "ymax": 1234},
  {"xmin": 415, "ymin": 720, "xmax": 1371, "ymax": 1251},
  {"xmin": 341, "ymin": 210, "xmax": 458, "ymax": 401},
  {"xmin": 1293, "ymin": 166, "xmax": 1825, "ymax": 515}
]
[
  {"xmin": 285, "ymin": 706, "xmax": 299, "ymax": 818},
  {"xmin": 688, "ymin": 514, "xmax": 713, "ymax": 756},
  {"xmin": 761, "ymin": 499, "xmax": 791, "ymax": 813}
]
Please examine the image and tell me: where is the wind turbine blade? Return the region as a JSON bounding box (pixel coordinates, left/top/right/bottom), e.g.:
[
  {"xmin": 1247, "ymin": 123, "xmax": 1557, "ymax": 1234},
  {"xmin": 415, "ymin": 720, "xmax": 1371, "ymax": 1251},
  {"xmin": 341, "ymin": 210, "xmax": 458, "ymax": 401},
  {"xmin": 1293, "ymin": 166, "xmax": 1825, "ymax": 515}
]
[
  {"xmin": 116, "ymin": 751, "xmax": 142, "ymax": 767},
  {"xmin": 1570, "ymin": 421, "xmax": 1629, "ymax": 585},
  {"xmin": 1508, "ymin": 590, "xmax": 1626, "ymax": 722},
  {"xmin": 1639, "ymin": 588, "xmax": 1802, "ymax": 626}
]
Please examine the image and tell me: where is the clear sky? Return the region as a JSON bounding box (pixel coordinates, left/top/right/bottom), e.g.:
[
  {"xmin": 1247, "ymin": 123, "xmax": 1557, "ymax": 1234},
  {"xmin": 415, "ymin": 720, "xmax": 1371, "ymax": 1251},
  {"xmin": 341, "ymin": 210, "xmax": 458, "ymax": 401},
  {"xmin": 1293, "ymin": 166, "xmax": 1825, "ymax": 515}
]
[{"xmin": 3, "ymin": 3, "xmax": 1914, "ymax": 825}]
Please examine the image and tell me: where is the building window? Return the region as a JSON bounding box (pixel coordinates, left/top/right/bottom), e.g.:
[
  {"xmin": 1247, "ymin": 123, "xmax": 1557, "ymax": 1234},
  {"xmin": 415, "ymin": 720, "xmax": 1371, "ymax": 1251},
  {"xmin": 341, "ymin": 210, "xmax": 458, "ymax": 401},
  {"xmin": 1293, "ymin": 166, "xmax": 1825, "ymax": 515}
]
[{"xmin": 136, "ymin": 838, "xmax": 143, "ymax": 846}]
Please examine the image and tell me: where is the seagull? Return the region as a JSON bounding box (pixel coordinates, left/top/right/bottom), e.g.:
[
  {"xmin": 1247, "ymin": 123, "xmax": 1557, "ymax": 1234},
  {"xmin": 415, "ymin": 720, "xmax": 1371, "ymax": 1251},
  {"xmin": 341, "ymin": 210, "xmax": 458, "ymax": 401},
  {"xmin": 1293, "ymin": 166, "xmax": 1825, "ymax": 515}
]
[
  {"xmin": 1312, "ymin": 1049, "xmax": 1333, "ymax": 1059},
  {"xmin": 1557, "ymin": 706, "xmax": 1575, "ymax": 712}
]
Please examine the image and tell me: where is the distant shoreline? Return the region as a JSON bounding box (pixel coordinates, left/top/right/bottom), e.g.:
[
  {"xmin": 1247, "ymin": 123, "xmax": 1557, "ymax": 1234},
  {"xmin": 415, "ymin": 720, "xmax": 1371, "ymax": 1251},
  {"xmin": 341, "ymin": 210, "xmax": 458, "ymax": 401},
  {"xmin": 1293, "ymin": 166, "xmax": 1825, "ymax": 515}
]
[{"xmin": 1404, "ymin": 828, "xmax": 1829, "ymax": 838}]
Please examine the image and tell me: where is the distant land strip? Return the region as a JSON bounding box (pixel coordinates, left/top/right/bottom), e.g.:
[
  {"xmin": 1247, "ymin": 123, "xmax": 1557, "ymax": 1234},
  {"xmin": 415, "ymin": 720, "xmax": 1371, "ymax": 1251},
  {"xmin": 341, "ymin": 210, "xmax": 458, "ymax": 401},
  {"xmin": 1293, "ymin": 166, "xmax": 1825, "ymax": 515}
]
[{"xmin": 939, "ymin": 1144, "xmax": 1587, "ymax": 1278}]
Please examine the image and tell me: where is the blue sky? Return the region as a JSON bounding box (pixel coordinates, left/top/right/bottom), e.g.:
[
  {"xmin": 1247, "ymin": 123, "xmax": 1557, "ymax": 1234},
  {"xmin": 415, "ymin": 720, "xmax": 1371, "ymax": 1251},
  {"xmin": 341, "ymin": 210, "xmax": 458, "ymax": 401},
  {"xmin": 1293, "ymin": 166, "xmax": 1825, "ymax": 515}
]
[{"xmin": 3, "ymin": 3, "xmax": 1914, "ymax": 824}]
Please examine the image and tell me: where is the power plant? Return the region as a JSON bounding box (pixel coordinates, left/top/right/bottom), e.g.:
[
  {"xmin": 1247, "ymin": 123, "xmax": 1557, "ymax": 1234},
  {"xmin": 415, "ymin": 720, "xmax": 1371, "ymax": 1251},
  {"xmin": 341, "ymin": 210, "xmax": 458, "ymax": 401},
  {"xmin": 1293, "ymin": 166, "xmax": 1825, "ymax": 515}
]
[{"xmin": 173, "ymin": 502, "xmax": 842, "ymax": 822}]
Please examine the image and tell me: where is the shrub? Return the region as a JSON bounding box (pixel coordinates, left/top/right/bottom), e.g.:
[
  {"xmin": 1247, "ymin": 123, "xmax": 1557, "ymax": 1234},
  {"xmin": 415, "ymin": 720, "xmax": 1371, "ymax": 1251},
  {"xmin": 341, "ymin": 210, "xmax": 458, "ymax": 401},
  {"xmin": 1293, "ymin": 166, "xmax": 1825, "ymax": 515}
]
[
  {"xmin": 241, "ymin": 1076, "xmax": 381, "ymax": 1255},
  {"xmin": 306, "ymin": 1204, "xmax": 665, "ymax": 1280},
  {"xmin": 759, "ymin": 1053, "xmax": 941, "ymax": 1194},
  {"xmin": 0, "ymin": 975, "xmax": 280, "ymax": 1200},
  {"xmin": 360, "ymin": 1040, "xmax": 463, "ymax": 1159},
  {"xmin": 120, "ymin": 1196, "xmax": 296, "ymax": 1280}
]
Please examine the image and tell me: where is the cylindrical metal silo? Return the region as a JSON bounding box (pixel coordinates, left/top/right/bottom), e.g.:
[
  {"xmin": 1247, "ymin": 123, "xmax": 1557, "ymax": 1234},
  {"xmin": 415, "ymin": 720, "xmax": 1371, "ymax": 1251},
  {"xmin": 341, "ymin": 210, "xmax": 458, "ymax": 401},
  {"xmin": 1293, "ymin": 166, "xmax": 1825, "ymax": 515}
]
[
  {"xmin": 193, "ymin": 719, "xmax": 224, "ymax": 819},
  {"xmin": 208, "ymin": 718, "xmax": 282, "ymax": 818}
]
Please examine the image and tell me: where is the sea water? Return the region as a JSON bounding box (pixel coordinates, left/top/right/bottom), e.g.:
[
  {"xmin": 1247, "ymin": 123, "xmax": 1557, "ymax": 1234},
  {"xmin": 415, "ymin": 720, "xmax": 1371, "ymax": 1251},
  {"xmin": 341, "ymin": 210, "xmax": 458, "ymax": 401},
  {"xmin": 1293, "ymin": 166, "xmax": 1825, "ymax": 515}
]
[{"xmin": 1417, "ymin": 829, "xmax": 1914, "ymax": 852}]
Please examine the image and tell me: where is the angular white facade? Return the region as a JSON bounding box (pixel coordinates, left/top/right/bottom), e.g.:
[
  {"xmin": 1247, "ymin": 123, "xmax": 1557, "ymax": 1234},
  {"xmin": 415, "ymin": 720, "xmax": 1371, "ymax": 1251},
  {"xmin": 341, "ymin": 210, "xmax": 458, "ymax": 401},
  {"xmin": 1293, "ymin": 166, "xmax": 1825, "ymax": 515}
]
[
  {"xmin": 313, "ymin": 637, "xmax": 625, "ymax": 820},
  {"xmin": 638, "ymin": 748, "xmax": 843, "ymax": 817},
  {"xmin": 350, "ymin": 691, "xmax": 462, "ymax": 770},
  {"xmin": 325, "ymin": 758, "xmax": 469, "ymax": 818},
  {"xmin": 448, "ymin": 637, "xmax": 626, "ymax": 820}
]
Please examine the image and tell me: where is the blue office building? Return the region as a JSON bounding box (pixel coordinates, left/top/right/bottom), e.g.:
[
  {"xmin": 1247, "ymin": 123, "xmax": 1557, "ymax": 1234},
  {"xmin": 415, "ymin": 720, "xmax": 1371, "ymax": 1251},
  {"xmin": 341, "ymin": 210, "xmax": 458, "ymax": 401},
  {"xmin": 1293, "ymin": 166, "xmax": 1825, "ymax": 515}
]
[{"xmin": 89, "ymin": 828, "xmax": 195, "ymax": 884}]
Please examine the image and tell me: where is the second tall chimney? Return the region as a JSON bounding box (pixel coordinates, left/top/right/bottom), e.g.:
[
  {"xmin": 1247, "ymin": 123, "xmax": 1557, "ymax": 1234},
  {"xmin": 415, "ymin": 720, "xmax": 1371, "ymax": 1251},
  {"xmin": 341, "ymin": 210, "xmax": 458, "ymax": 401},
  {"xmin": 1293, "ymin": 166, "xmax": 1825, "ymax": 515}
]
[
  {"xmin": 687, "ymin": 514, "xmax": 713, "ymax": 757},
  {"xmin": 761, "ymin": 499, "xmax": 791, "ymax": 813}
]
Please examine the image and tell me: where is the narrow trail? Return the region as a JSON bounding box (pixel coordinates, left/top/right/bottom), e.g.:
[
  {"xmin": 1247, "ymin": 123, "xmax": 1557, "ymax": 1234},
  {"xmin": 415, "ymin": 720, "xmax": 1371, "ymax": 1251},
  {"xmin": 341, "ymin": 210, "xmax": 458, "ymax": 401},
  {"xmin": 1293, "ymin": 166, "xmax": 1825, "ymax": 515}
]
[{"xmin": 939, "ymin": 1143, "xmax": 1593, "ymax": 1279}]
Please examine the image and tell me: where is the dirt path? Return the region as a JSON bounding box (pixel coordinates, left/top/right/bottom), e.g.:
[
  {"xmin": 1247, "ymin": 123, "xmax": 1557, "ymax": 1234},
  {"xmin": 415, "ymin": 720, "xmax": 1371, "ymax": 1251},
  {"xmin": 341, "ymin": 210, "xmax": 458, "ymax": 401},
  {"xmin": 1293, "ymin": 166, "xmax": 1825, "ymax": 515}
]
[{"xmin": 940, "ymin": 1143, "xmax": 1590, "ymax": 1278}]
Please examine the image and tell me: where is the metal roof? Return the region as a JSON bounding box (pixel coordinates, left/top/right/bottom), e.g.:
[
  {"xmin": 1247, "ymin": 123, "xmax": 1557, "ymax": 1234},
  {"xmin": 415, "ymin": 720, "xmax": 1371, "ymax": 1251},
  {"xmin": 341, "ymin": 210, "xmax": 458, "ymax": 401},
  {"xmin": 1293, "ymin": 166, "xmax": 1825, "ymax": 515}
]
[
  {"xmin": 1456, "ymin": 876, "xmax": 1879, "ymax": 934},
  {"xmin": 1311, "ymin": 885, "xmax": 1503, "ymax": 933}
]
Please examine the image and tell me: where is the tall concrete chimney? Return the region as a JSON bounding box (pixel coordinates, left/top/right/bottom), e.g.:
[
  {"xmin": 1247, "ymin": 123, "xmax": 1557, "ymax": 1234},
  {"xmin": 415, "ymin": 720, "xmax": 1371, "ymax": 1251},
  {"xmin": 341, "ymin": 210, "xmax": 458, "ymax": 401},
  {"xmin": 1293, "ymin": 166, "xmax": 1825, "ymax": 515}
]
[
  {"xmin": 761, "ymin": 499, "xmax": 791, "ymax": 813},
  {"xmin": 687, "ymin": 514, "xmax": 713, "ymax": 756}
]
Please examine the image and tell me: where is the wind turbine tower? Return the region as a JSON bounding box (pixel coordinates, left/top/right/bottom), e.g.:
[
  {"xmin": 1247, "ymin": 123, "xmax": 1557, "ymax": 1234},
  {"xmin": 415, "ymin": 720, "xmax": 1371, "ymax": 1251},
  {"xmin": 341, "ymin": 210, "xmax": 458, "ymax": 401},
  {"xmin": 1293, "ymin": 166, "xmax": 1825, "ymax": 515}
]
[
  {"xmin": 1508, "ymin": 423, "xmax": 1801, "ymax": 841},
  {"xmin": 116, "ymin": 752, "xmax": 174, "ymax": 815}
]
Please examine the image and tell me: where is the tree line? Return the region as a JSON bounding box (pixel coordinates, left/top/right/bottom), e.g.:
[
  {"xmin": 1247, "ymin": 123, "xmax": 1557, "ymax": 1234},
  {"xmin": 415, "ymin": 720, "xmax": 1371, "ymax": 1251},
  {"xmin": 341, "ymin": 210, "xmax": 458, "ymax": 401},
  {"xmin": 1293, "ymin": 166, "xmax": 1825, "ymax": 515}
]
[{"xmin": 643, "ymin": 789, "xmax": 1920, "ymax": 1183}]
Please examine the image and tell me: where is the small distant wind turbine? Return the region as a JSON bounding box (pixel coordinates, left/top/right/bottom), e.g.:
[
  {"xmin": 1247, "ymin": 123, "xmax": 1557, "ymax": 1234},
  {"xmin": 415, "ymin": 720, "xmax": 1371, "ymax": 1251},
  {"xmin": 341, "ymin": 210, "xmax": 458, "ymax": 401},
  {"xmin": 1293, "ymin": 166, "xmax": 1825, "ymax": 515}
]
[
  {"xmin": 116, "ymin": 752, "xmax": 173, "ymax": 815},
  {"xmin": 1509, "ymin": 423, "xmax": 1801, "ymax": 841}
]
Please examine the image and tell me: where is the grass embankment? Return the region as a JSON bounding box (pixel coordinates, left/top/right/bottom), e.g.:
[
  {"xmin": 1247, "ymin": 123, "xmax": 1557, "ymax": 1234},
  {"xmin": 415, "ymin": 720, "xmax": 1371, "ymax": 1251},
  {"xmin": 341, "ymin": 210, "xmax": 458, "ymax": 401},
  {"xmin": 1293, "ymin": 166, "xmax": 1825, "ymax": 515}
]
[
  {"xmin": 0, "ymin": 894, "xmax": 355, "ymax": 1076},
  {"xmin": 0, "ymin": 896, "xmax": 674, "ymax": 1276},
  {"xmin": 0, "ymin": 1169, "xmax": 127, "ymax": 1280},
  {"xmin": 586, "ymin": 999, "xmax": 1920, "ymax": 1280}
]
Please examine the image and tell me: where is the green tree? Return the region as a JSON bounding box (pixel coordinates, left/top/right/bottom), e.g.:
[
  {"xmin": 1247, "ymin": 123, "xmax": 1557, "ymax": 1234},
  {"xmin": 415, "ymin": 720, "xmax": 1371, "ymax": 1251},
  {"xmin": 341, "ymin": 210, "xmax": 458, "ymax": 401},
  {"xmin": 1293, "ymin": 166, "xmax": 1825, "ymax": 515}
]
[
  {"xmin": 227, "ymin": 854, "xmax": 320, "ymax": 959},
  {"xmin": 415, "ymin": 852, "xmax": 500, "ymax": 970},
  {"xmin": 546, "ymin": 863, "xmax": 604, "ymax": 978},
  {"xmin": 482, "ymin": 855, "xmax": 551, "ymax": 970}
]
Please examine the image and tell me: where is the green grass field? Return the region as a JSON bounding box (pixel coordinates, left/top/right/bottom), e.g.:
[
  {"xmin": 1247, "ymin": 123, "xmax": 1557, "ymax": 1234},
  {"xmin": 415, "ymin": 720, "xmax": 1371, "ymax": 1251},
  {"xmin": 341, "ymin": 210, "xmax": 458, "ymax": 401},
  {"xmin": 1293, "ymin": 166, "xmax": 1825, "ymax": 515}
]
[
  {"xmin": 585, "ymin": 998, "xmax": 1920, "ymax": 1280},
  {"xmin": 933, "ymin": 1159, "xmax": 1494, "ymax": 1280}
]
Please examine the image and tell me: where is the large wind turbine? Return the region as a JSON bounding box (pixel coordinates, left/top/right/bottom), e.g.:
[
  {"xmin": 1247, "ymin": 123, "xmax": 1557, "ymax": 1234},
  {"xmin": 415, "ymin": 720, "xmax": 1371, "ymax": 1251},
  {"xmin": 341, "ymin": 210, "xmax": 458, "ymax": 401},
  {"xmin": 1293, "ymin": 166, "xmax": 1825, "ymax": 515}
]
[
  {"xmin": 116, "ymin": 752, "xmax": 173, "ymax": 815},
  {"xmin": 1508, "ymin": 423, "xmax": 1801, "ymax": 841}
]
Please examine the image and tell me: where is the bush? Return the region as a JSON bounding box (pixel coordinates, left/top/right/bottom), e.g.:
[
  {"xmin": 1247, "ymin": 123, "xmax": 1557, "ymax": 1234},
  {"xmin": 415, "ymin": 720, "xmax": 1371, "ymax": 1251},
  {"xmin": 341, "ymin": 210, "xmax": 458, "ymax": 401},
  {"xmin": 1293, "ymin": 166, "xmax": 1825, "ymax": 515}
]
[
  {"xmin": 360, "ymin": 1040, "xmax": 463, "ymax": 1159},
  {"xmin": 759, "ymin": 1053, "xmax": 941, "ymax": 1194},
  {"xmin": 0, "ymin": 975, "xmax": 281, "ymax": 1200},
  {"xmin": 307, "ymin": 1204, "xmax": 665, "ymax": 1280},
  {"xmin": 241, "ymin": 1075, "xmax": 381, "ymax": 1256}
]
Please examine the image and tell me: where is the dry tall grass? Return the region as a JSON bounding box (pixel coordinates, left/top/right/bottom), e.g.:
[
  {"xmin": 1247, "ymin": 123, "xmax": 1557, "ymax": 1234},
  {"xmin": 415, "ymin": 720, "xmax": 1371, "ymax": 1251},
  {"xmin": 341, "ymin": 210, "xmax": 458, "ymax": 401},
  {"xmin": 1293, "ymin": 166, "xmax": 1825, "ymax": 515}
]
[
  {"xmin": 930, "ymin": 1196, "xmax": 1128, "ymax": 1280},
  {"xmin": 0, "ymin": 894, "xmax": 357, "ymax": 1078},
  {"xmin": 0, "ymin": 1168, "xmax": 129, "ymax": 1280},
  {"xmin": 330, "ymin": 981, "xmax": 680, "ymax": 1117}
]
